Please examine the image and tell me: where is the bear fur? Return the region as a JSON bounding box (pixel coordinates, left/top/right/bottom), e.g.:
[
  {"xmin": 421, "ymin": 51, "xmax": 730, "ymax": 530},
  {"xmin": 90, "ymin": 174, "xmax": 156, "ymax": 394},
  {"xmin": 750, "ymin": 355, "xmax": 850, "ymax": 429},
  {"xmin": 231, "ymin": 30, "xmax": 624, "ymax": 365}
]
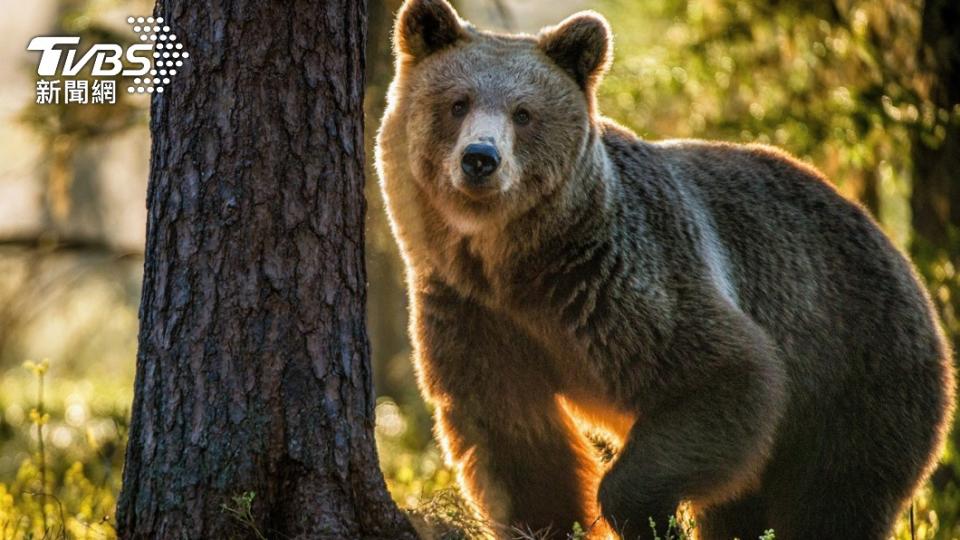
[{"xmin": 375, "ymin": 1, "xmax": 956, "ymax": 538}]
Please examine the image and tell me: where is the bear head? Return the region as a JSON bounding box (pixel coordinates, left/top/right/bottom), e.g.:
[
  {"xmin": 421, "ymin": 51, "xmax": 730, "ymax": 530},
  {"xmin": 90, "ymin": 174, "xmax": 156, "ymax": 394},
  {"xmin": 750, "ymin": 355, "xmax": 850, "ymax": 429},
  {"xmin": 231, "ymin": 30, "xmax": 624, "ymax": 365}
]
[{"xmin": 381, "ymin": 0, "xmax": 613, "ymax": 233}]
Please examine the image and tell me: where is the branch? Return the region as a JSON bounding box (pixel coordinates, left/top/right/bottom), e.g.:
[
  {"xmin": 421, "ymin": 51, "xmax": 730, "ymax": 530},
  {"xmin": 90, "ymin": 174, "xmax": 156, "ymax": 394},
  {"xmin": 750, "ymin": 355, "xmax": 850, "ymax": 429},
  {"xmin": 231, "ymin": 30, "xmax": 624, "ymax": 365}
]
[{"xmin": 0, "ymin": 234, "xmax": 141, "ymax": 259}]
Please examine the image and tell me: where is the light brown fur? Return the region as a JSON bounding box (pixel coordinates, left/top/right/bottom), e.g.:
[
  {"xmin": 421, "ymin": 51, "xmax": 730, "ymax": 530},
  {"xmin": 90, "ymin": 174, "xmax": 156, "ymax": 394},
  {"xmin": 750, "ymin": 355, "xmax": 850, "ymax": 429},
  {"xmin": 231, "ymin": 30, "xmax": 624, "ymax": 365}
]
[{"xmin": 376, "ymin": 2, "xmax": 956, "ymax": 539}]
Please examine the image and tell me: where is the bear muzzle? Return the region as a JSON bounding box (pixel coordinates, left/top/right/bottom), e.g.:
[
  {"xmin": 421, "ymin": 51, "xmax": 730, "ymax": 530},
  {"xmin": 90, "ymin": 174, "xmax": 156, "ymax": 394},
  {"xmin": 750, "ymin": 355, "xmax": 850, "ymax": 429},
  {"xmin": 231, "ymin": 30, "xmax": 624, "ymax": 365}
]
[{"xmin": 461, "ymin": 143, "xmax": 501, "ymax": 182}]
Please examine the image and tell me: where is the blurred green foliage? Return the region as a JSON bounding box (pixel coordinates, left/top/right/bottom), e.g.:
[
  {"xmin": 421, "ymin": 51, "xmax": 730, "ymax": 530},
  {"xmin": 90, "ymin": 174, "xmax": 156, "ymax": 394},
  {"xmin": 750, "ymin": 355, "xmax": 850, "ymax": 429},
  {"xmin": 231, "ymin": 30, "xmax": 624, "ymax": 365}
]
[{"xmin": 600, "ymin": 0, "xmax": 922, "ymax": 243}]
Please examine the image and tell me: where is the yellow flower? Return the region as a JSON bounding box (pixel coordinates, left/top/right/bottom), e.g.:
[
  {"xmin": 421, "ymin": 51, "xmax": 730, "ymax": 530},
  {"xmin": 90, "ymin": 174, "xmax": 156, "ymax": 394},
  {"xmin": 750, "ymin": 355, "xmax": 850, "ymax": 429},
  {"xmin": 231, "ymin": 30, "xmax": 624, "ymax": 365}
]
[
  {"xmin": 28, "ymin": 409, "xmax": 49, "ymax": 426},
  {"xmin": 22, "ymin": 358, "xmax": 50, "ymax": 376}
]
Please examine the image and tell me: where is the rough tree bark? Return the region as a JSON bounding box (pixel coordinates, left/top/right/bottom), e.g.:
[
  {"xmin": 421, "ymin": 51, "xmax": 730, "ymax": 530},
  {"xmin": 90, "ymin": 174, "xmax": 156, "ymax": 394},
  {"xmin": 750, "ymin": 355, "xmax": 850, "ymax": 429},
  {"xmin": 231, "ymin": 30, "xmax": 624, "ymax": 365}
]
[{"xmin": 116, "ymin": 1, "xmax": 416, "ymax": 538}]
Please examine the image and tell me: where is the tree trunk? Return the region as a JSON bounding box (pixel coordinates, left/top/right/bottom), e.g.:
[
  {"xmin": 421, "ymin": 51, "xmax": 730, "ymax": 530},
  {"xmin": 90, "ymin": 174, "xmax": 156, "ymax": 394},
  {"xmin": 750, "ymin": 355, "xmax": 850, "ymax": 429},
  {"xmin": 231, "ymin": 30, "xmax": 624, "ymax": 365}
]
[
  {"xmin": 912, "ymin": 0, "xmax": 959, "ymax": 366},
  {"xmin": 365, "ymin": 0, "xmax": 412, "ymax": 403},
  {"xmin": 116, "ymin": 1, "xmax": 416, "ymax": 538},
  {"xmin": 911, "ymin": 0, "xmax": 960, "ymax": 490},
  {"xmin": 911, "ymin": 0, "xmax": 960, "ymax": 335}
]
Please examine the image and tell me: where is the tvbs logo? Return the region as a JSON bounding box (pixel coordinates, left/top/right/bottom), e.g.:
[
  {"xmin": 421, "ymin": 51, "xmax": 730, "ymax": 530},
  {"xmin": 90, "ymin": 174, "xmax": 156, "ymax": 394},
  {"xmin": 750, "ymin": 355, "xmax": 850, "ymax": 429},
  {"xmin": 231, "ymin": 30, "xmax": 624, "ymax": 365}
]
[
  {"xmin": 29, "ymin": 37, "xmax": 153, "ymax": 77},
  {"xmin": 28, "ymin": 16, "xmax": 189, "ymax": 105}
]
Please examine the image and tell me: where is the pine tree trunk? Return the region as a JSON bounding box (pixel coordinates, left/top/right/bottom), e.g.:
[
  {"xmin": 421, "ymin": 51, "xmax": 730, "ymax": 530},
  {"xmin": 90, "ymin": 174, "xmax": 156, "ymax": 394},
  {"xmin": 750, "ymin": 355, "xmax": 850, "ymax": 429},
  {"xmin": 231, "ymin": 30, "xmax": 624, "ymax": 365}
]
[{"xmin": 116, "ymin": 1, "xmax": 416, "ymax": 538}]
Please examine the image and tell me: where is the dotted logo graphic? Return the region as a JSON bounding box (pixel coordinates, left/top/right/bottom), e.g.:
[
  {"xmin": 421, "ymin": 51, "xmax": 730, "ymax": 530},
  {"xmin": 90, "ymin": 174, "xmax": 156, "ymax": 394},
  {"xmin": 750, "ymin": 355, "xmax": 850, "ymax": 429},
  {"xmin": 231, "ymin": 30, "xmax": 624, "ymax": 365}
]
[{"xmin": 125, "ymin": 16, "xmax": 190, "ymax": 94}]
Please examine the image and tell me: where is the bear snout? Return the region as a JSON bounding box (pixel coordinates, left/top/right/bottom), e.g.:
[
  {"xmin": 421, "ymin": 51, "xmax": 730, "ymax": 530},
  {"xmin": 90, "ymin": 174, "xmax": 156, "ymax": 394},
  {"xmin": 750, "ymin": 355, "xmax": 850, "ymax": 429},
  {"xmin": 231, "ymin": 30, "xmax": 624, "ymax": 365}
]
[{"xmin": 461, "ymin": 143, "xmax": 501, "ymax": 182}]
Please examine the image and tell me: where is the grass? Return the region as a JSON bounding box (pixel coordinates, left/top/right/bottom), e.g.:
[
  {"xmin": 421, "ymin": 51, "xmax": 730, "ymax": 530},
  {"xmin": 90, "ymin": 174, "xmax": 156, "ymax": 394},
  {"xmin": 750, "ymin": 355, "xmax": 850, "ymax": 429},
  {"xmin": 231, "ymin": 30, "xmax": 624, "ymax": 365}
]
[
  {"xmin": 406, "ymin": 489, "xmax": 492, "ymax": 539},
  {"xmin": 221, "ymin": 492, "xmax": 267, "ymax": 540},
  {"xmin": 0, "ymin": 362, "xmax": 953, "ymax": 539},
  {"xmin": 0, "ymin": 361, "xmax": 120, "ymax": 539}
]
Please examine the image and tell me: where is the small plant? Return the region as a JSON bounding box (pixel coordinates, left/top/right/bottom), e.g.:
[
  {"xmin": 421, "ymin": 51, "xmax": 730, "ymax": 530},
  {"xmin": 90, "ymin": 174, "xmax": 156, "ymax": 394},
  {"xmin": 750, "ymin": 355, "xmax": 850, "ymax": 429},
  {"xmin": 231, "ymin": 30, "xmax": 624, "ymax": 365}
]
[
  {"xmin": 406, "ymin": 488, "xmax": 491, "ymax": 539},
  {"xmin": 648, "ymin": 514, "xmax": 697, "ymax": 540},
  {"xmin": 23, "ymin": 358, "xmax": 51, "ymax": 534},
  {"xmin": 0, "ymin": 359, "xmax": 122, "ymax": 538},
  {"xmin": 221, "ymin": 491, "xmax": 267, "ymax": 540},
  {"xmin": 759, "ymin": 529, "xmax": 776, "ymax": 540}
]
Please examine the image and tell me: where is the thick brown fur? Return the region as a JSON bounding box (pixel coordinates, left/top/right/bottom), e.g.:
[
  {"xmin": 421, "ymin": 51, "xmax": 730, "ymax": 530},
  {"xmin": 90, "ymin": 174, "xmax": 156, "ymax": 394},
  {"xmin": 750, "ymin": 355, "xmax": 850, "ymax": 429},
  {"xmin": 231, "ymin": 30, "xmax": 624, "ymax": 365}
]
[{"xmin": 376, "ymin": 2, "xmax": 956, "ymax": 539}]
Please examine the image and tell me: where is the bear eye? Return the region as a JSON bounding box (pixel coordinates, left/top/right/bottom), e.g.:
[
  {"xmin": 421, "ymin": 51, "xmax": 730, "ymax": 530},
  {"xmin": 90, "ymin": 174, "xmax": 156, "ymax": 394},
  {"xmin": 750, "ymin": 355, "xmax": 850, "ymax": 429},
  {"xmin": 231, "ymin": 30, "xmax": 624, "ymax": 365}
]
[
  {"xmin": 513, "ymin": 108, "xmax": 531, "ymax": 126},
  {"xmin": 451, "ymin": 99, "xmax": 469, "ymax": 118}
]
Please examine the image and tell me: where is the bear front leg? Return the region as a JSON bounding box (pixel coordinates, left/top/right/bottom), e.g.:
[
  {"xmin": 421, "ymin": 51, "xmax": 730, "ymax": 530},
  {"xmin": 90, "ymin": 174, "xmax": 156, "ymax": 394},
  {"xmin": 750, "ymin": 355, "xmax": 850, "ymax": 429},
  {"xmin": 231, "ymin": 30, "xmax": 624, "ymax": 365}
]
[
  {"xmin": 414, "ymin": 280, "xmax": 601, "ymax": 538},
  {"xmin": 598, "ymin": 307, "xmax": 786, "ymax": 540},
  {"xmin": 434, "ymin": 394, "xmax": 600, "ymax": 538}
]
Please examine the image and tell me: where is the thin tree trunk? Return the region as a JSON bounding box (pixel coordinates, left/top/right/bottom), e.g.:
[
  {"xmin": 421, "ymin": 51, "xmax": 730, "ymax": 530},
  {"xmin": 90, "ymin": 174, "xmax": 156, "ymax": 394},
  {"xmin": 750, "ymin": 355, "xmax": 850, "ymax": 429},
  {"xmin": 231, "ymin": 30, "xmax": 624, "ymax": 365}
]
[
  {"xmin": 116, "ymin": 1, "xmax": 416, "ymax": 538},
  {"xmin": 365, "ymin": 0, "xmax": 411, "ymax": 402},
  {"xmin": 859, "ymin": 169, "xmax": 880, "ymax": 220},
  {"xmin": 911, "ymin": 0, "xmax": 960, "ymax": 491},
  {"xmin": 911, "ymin": 0, "xmax": 959, "ymax": 366},
  {"xmin": 912, "ymin": 0, "xmax": 960, "ymax": 269}
]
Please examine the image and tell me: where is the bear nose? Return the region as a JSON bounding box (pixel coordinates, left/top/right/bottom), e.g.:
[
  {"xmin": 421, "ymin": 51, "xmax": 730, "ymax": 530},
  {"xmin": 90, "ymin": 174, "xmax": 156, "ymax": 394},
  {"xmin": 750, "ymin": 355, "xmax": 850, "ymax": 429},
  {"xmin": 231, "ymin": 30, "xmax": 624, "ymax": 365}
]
[{"xmin": 461, "ymin": 143, "xmax": 500, "ymax": 181}]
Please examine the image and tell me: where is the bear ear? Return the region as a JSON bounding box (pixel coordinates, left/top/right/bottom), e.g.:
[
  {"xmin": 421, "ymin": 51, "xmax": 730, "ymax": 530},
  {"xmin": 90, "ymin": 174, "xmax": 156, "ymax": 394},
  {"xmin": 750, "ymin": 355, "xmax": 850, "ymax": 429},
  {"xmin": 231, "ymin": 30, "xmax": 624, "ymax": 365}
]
[
  {"xmin": 538, "ymin": 11, "xmax": 613, "ymax": 92},
  {"xmin": 394, "ymin": 0, "xmax": 465, "ymax": 61}
]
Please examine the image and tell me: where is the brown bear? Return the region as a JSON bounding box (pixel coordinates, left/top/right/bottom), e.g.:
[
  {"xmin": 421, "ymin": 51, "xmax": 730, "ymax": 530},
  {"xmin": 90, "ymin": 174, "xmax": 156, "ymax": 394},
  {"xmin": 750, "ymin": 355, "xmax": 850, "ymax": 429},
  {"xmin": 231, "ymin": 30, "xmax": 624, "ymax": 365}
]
[{"xmin": 375, "ymin": 1, "xmax": 956, "ymax": 538}]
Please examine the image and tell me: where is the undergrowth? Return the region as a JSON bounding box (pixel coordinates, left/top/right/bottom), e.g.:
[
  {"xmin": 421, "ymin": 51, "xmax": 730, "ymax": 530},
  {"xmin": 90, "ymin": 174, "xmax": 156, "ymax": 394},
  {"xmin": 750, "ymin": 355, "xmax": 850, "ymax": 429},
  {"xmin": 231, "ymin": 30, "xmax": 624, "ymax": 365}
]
[
  {"xmin": 0, "ymin": 362, "xmax": 949, "ymax": 539},
  {"xmin": 0, "ymin": 360, "xmax": 119, "ymax": 539}
]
